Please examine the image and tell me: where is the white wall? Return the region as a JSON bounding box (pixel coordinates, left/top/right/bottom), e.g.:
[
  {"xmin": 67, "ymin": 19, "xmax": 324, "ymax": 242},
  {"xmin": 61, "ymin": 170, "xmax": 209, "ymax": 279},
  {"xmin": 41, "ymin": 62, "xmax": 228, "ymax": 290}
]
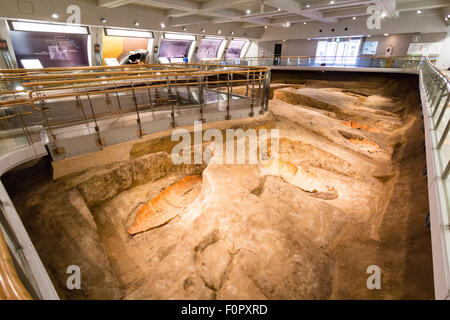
[
  {"xmin": 257, "ymin": 32, "xmax": 448, "ymax": 58},
  {"xmin": 437, "ymin": 27, "xmax": 450, "ymax": 70},
  {"xmin": 260, "ymin": 12, "xmax": 448, "ymax": 42},
  {"xmin": 0, "ymin": 0, "xmax": 264, "ymax": 39}
]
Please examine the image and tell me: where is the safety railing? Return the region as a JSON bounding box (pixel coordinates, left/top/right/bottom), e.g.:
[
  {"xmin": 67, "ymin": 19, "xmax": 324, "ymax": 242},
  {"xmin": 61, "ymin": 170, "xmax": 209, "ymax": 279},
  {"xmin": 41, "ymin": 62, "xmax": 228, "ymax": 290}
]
[
  {"xmin": 0, "ymin": 225, "xmax": 32, "ymax": 300},
  {"xmin": 0, "ymin": 63, "xmax": 271, "ymax": 299},
  {"xmin": 220, "ymin": 55, "xmax": 438, "ymax": 69},
  {"xmin": 420, "ymin": 57, "xmax": 450, "ymax": 299},
  {"xmin": 0, "ymin": 64, "xmax": 270, "ymax": 160}
]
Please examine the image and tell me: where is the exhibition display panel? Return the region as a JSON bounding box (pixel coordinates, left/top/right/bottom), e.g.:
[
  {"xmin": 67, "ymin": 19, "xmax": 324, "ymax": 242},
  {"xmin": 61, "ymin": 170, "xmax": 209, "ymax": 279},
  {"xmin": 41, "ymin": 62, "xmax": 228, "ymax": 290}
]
[
  {"xmin": 102, "ymin": 28, "xmax": 154, "ymax": 65},
  {"xmin": 8, "ymin": 21, "xmax": 90, "ymax": 68},
  {"xmin": 197, "ymin": 37, "xmax": 225, "ymax": 61},
  {"xmin": 159, "ymin": 33, "xmax": 195, "ymax": 63},
  {"xmin": 225, "ymin": 39, "xmax": 248, "ymax": 59}
]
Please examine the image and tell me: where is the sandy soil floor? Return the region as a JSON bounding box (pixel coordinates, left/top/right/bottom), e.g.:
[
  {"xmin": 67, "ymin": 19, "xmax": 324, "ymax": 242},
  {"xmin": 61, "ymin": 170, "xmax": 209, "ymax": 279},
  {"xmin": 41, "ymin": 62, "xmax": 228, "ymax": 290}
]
[{"xmin": 2, "ymin": 72, "xmax": 434, "ymax": 299}]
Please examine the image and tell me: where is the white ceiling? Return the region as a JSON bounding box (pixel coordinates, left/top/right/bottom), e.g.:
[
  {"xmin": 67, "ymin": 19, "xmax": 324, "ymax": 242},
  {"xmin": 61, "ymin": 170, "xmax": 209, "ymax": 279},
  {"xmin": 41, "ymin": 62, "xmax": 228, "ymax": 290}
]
[{"xmin": 97, "ymin": 0, "xmax": 450, "ymax": 29}]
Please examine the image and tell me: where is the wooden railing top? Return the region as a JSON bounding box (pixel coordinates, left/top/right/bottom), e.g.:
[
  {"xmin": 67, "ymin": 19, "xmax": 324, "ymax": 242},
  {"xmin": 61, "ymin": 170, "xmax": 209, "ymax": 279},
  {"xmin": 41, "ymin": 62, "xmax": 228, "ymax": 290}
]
[{"xmin": 0, "ymin": 229, "xmax": 32, "ymax": 300}]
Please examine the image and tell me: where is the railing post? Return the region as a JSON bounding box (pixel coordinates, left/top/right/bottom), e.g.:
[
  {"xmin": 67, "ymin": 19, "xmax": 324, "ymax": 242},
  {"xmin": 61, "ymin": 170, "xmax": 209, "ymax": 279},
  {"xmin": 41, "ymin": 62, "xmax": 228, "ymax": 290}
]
[
  {"xmin": 216, "ymin": 73, "xmax": 220, "ymax": 103},
  {"xmin": 113, "ymin": 82, "xmax": 123, "ymax": 113},
  {"xmin": 147, "ymin": 84, "xmax": 153, "ymax": 108},
  {"xmin": 131, "ymin": 82, "xmax": 144, "ymax": 137},
  {"xmin": 226, "ymin": 72, "xmax": 231, "ymax": 120},
  {"xmin": 246, "ymin": 70, "xmax": 249, "ymax": 99},
  {"xmin": 14, "ymin": 105, "xmax": 32, "ymax": 145},
  {"xmin": 435, "ymin": 94, "xmax": 450, "ymax": 130},
  {"xmin": 85, "ymin": 85, "xmax": 103, "ymax": 148},
  {"xmin": 250, "ymin": 71, "xmax": 255, "ymax": 117},
  {"xmin": 198, "ymin": 75, "xmax": 204, "ymax": 122}
]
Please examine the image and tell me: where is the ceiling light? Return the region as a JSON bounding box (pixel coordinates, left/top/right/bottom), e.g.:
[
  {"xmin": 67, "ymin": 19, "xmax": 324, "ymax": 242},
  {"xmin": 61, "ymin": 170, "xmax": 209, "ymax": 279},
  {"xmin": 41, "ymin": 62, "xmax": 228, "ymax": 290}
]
[
  {"xmin": 218, "ymin": 29, "xmax": 221, "ymax": 34},
  {"xmin": 160, "ymin": 22, "xmax": 165, "ymax": 28},
  {"xmin": 307, "ymin": 38, "xmax": 311, "ymax": 40},
  {"xmin": 330, "ymin": 1, "xmax": 335, "ymax": 4},
  {"xmin": 230, "ymin": 31, "xmax": 234, "ymax": 35},
  {"xmin": 446, "ymin": 17, "xmax": 449, "ymax": 21},
  {"xmin": 381, "ymin": 12, "xmax": 387, "ymax": 18},
  {"xmin": 101, "ymin": 18, "xmax": 107, "ymax": 23},
  {"xmin": 134, "ymin": 21, "xmax": 139, "ymax": 26},
  {"xmin": 164, "ymin": 32, "xmax": 196, "ymax": 40},
  {"xmin": 384, "ymin": 33, "xmax": 389, "ymax": 36},
  {"xmin": 201, "ymin": 28, "xmax": 205, "ymax": 33},
  {"xmin": 182, "ymin": 26, "xmax": 187, "ymax": 31},
  {"xmin": 246, "ymin": 9, "xmax": 251, "ymax": 14},
  {"xmin": 277, "ymin": 8, "xmax": 281, "ymax": 11},
  {"xmin": 417, "ymin": 10, "xmax": 422, "ymax": 14},
  {"xmin": 105, "ymin": 28, "xmax": 154, "ymax": 38},
  {"xmin": 285, "ymin": 22, "xmax": 290, "ymax": 27},
  {"xmin": 304, "ymin": 22, "xmax": 307, "ymax": 25},
  {"xmin": 367, "ymin": 35, "xmax": 371, "ymax": 37},
  {"xmin": 352, "ymin": 17, "xmax": 356, "ymax": 20},
  {"xmin": 283, "ymin": 39, "xmax": 285, "ymax": 42},
  {"xmin": 15, "ymin": 85, "xmax": 24, "ymax": 91},
  {"xmin": 51, "ymin": 13, "xmax": 58, "ymax": 19},
  {"xmin": 264, "ymin": 25, "xmax": 268, "ymax": 29},
  {"xmin": 306, "ymin": 4, "xmax": 310, "ymax": 8},
  {"xmin": 11, "ymin": 21, "xmax": 89, "ymax": 34}
]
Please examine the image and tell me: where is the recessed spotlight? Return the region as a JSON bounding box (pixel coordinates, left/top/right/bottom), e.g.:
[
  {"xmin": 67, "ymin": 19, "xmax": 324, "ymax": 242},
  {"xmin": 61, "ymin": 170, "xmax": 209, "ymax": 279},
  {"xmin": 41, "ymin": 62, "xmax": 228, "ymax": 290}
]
[
  {"xmin": 417, "ymin": 10, "xmax": 422, "ymax": 14},
  {"xmin": 307, "ymin": 38, "xmax": 311, "ymax": 40},
  {"xmin": 201, "ymin": 28, "xmax": 205, "ymax": 33},
  {"xmin": 381, "ymin": 12, "xmax": 387, "ymax": 18},
  {"xmin": 246, "ymin": 9, "xmax": 251, "ymax": 14},
  {"xmin": 51, "ymin": 13, "xmax": 58, "ymax": 19},
  {"xmin": 330, "ymin": 1, "xmax": 335, "ymax": 4},
  {"xmin": 218, "ymin": 29, "xmax": 221, "ymax": 34},
  {"xmin": 101, "ymin": 18, "xmax": 107, "ymax": 23},
  {"xmin": 283, "ymin": 39, "xmax": 285, "ymax": 42},
  {"xmin": 285, "ymin": 22, "xmax": 290, "ymax": 27},
  {"xmin": 384, "ymin": 33, "xmax": 389, "ymax": 36},
  {"xmin": 160, "ymin": 22, "xmax": 165, "ymax": 28},
  {"xmin": 352, "ymin": 16, "xmax": 356, "ymax": 20},
  {"xmin": 306, "ymin": 4, "xmax": 310, "ymax": 8},
  {"xmin": 182, "ymin": 26, "xmax": 187, "ymax": 31},
  {"xmin": 304, "ymin": 22, "xmax": 307, "ymax": 25},
  {"xmin": 277, "ymin": 8, "xmax": 281, "ymax": 11},
  {"xmin": 134, "ymin": 21, "xmax": 139, "ymax": 26},
  {"xmin": 367, "ymin": 35, "xmax": 371, "ymax": 37},
  {"xmin": 264, "ymin": 25, "xmax": 268, "ymax": 29},
  {"xmin": 230, "ymin": 31, "xmax": 234, "ymax": 35}
]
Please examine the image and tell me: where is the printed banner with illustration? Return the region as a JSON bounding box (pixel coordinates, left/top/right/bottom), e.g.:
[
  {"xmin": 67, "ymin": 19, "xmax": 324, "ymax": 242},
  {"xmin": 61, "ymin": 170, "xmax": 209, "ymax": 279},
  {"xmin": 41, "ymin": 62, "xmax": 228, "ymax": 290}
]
[{"xmin": 9, "ymin": 30, "xmax": 89, "ymax": 68}]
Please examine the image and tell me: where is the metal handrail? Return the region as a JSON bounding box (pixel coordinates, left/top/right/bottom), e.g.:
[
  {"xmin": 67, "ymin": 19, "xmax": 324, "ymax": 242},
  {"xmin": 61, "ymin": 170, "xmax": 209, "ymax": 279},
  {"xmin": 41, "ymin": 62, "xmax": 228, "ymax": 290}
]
[
  {"xmin": 218, "ymin": 54, "xmax": 438, "ymax": 68},
  {"xmin": 420, "ymin": 56, "xmax": 450, "ymax": 300},
  {"xmin": 0, "ymin": 64, "xmax": 270, "ymax": 160}
]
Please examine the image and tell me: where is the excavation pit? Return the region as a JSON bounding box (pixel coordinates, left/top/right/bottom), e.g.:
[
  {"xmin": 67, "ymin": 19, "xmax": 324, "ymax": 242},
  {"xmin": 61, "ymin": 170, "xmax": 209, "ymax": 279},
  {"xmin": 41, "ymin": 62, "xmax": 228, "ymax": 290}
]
[{"xmin": 3, "ymin": 71, "xmax": 433, "ymax": 300}]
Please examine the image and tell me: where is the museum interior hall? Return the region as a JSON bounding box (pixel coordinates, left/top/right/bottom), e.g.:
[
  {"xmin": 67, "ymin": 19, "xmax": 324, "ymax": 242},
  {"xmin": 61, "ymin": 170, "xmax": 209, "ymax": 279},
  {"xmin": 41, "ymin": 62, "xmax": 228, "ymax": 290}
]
[{"xmin": 0, "ymin": 0, "xmax": 449, "ymax": 301}]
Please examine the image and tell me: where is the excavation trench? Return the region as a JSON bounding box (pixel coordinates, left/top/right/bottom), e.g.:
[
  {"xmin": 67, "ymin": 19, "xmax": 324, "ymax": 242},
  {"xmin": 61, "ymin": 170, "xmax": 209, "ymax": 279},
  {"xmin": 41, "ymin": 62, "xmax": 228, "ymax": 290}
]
[{"xmin": 2, "ymin": 72, "xmax": 433, "ymax": 299}]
